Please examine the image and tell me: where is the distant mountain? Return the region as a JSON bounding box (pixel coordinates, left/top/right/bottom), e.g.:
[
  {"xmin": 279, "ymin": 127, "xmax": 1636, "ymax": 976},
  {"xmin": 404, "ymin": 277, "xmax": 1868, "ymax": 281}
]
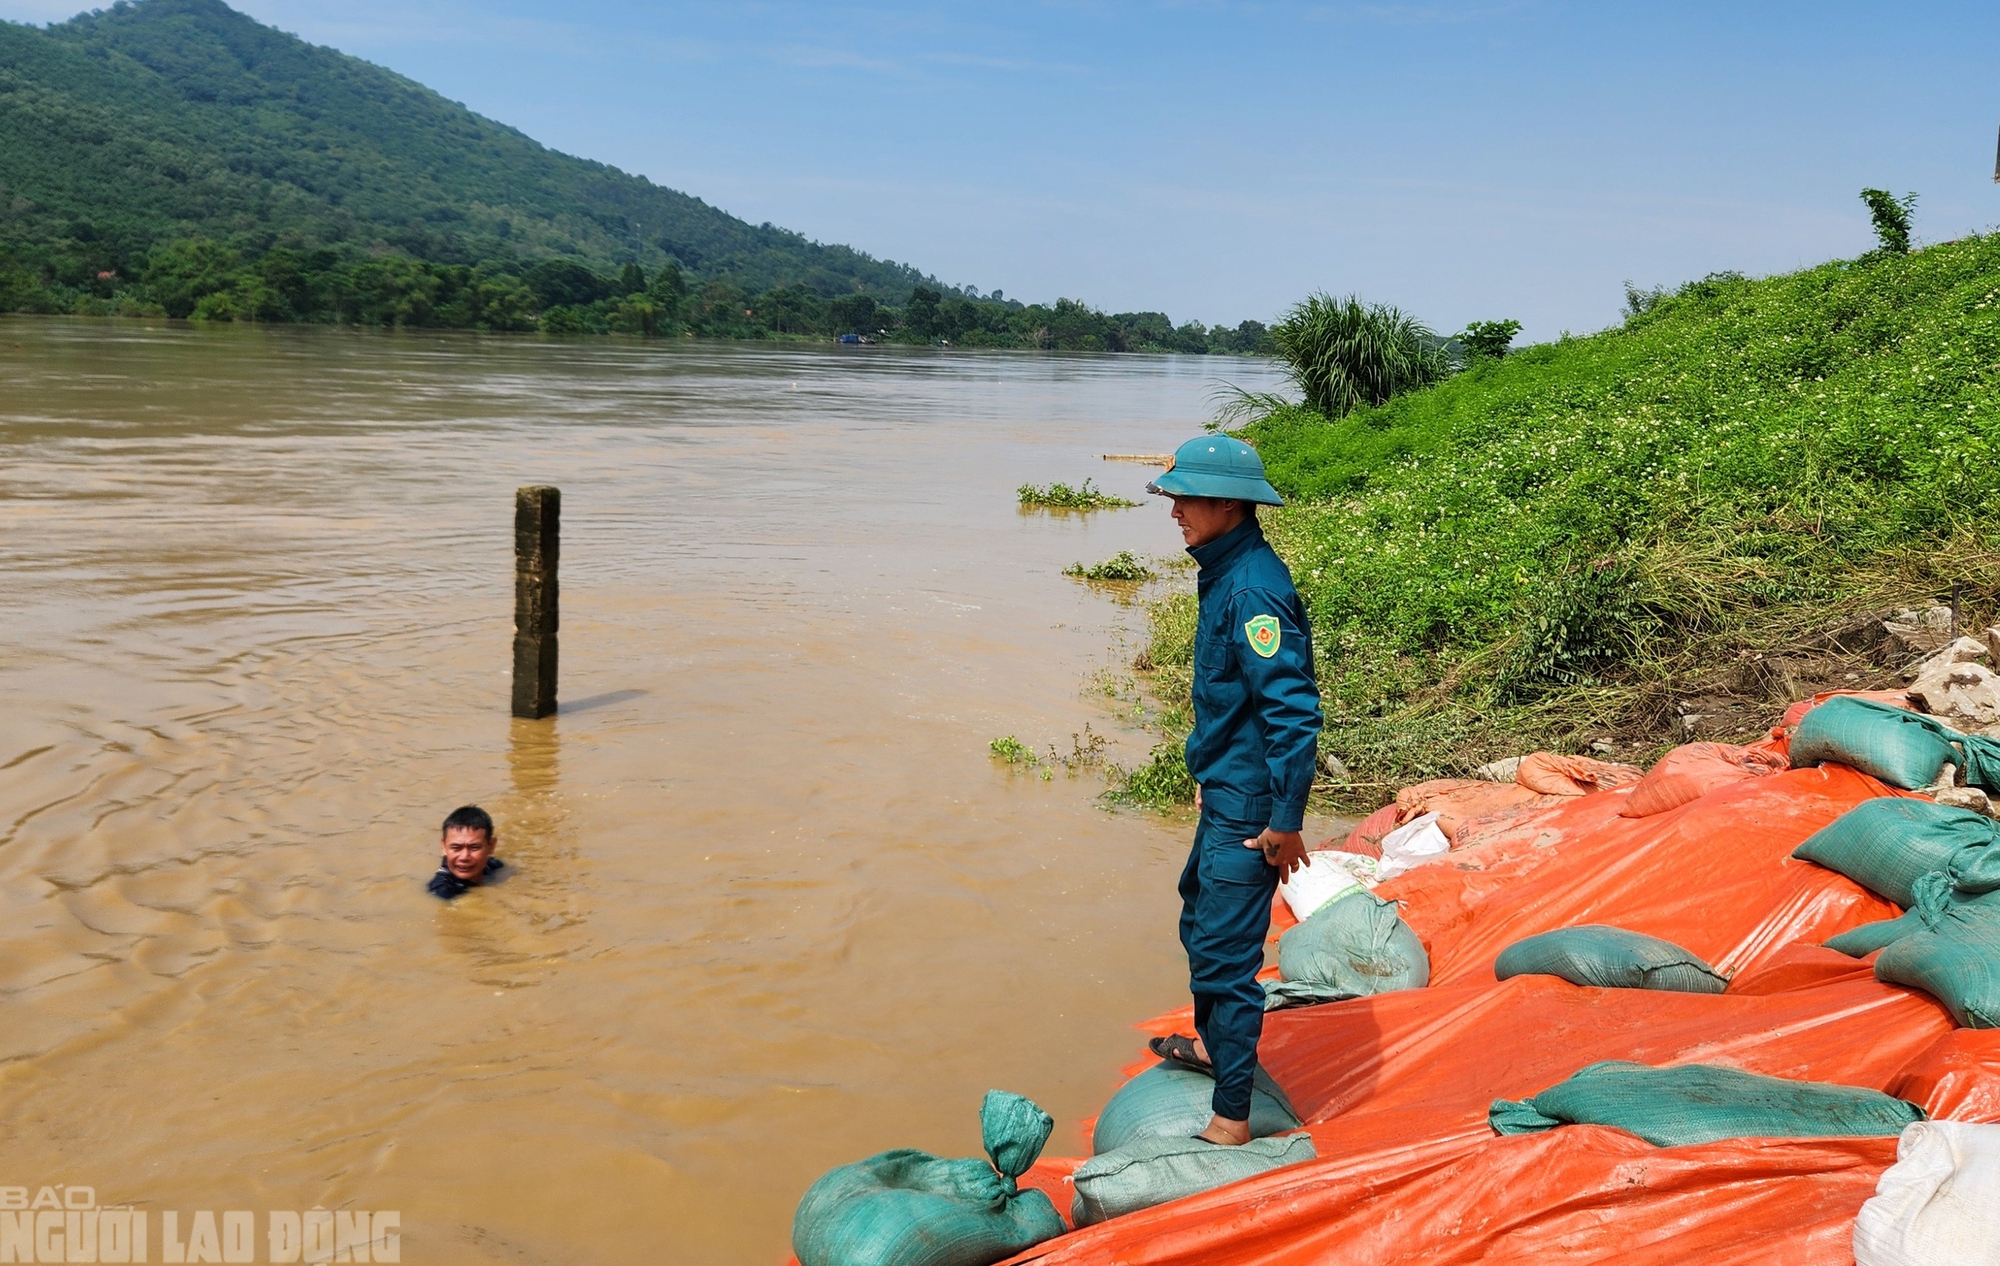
[{"xmin": 0, "ymin": 0, "xmax": 939, "ymax": 297}]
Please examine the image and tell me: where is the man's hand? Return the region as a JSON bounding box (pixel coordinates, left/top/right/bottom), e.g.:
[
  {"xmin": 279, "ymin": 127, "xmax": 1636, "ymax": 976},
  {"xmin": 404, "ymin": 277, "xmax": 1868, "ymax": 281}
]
[{"xmin": 1245, "ymin": 828, "xmax": 1307, "ymax": 877}]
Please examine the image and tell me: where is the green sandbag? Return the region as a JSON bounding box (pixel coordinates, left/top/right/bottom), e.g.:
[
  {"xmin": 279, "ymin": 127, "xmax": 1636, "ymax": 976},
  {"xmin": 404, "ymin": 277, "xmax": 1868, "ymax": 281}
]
[
  {"xmin": 1488, "ymin": 1061, "xmax": 1924, "ymax": 1147},
  {"xmin": 1868, "ymin": 879, "xmax": 2000, "ymax": 1027},
  {"xmin": 1263, "ymin": 890, "xmax": 1430, "ymax": 1010},
  {"xmin": 1069, "ymin": 1132, "xmax": 1316, "ymax": 1227},
  {"xmin": 1950, "ymin": 841, "xmax": 2000, "ymax": 894},
  {"xmin": 1792, "ymin": 798, "xmax": 2000, "ymax": 907},
  {"xmin": 1826, "ymin": 874, "xmax": 2000, "ymax": 956},
  {"xmin": 1789, "ymin": 697, "xmax": 1960, "ymax": 789},
  {"xmin": 1091, "ymin": 1062, "xmax": 1299, "ymax": 1154},
  {"xmin": 793, "ymin": 1091, "xmax": 1065, "ymax": 1266},
  {"xmin": 1493, "ymin": 925, "xmax": 1728, "ymax": 993},
  {"xmin": 1877, "ymin": 921, "xmax": 2000, "ymax": 1028},
  {"xmin": 1826, "ymin": 911, "xmax": 1926, "ymax": 957}
]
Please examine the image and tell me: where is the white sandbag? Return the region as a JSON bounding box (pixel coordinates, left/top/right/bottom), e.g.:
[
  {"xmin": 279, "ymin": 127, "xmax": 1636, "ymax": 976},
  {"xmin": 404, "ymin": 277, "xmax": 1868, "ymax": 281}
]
[
  {"xmin": 1853, "ymin": 1119, "xmax": 2000, "ymax": 1266},
  {"xmin": 1277, "ymin": 850, "xmax": 1377, "ymax": 921},
  {"xmin": 1376, "ymin": 811, "xmax": 1450, "ymax": 881}
]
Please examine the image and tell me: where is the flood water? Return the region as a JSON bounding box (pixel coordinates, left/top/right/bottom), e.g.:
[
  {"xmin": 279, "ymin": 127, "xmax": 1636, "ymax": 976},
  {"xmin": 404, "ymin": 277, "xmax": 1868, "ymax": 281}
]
[{"xmin": 0, "ymin": 319, "xmax": 1312, "ymax": 1263}]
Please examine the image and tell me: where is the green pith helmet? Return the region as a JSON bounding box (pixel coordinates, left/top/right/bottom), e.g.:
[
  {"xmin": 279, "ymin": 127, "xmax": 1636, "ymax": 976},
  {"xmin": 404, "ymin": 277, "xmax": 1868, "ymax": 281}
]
[{"xmin": 1146, "ymin": 435, "xmax": 1285, "ymax": 506}]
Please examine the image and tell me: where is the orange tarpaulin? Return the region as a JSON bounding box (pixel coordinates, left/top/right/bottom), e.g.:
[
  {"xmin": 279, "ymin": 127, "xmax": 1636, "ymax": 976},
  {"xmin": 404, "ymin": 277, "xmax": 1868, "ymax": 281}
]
[
  {"xmin": 1015, "ymin": 1128, "xmax": 1898, "ymax": 1266},
  {"xmin": 1000, "ymin": 752, "xmax": 1989, "ymax": 1265},
  {"xmin": 1338, "ymin": 803, "xmax": 1399, "ymax": 857},
  {"xmin": 1256, "ymin": 974, "xmax": 1952, "ymax": 1130},
  {"xmin": 1376, "ymin": 765, "xmax": 1903, "ymax": 983},
  {"xmin": 1390, "ymin": 779, "xmax": 1566, "ymax": 843},
  {"xmin": 792, "ymin": 717, "xmax": 2000, "ymax": 1266},
  {"xmin": 1011, "ymin": 977, "xmax": 1982, "ymax": 1265}
]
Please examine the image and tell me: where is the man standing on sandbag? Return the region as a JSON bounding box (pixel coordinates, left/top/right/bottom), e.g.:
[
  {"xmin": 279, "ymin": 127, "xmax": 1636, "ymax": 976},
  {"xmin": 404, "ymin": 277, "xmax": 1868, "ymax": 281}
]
[{"xmin": 1144, "ymin": 435, "xmax": 1321, "ymax": 1146}]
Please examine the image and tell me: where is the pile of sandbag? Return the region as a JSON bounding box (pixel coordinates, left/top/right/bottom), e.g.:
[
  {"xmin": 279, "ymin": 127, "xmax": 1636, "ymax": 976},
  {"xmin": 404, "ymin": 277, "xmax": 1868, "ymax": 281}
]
[
  {"xmin": 1072, "ymin": 1062, "xmax": 1314, "ymax": 1228},
  {"xmin": 788, "ymin": 687, "xmax": 2000, "ymax": 1266},
  {"xmin": 1797, "ymin": 797, "xmax": 2000, "ymax": 1027}
]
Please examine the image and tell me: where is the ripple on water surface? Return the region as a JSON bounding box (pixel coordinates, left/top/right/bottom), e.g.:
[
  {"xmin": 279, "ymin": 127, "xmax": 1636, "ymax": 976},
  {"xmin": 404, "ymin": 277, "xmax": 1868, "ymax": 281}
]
[{"xmin": 0, "ymin": 318, "xmax": 1295, "ymax": 1264}]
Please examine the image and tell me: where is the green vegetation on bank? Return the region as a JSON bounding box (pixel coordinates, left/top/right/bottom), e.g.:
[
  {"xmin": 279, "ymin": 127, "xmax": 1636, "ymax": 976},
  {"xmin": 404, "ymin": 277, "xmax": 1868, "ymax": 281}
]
[
  {"xmin": 1065, "ymin": 552, "xmax": 1154, "ymax": 582},
  {"xmin": 0, "ymin": 0, "xmax": 1273, "ymax": 350},
  {"xmin": 1019, "ymin": 480, "xmax": 1139, "ymax": 510},
  {"xmin": 1133, "ymin": 232, "xmax": 2000, "ymax": 804}
]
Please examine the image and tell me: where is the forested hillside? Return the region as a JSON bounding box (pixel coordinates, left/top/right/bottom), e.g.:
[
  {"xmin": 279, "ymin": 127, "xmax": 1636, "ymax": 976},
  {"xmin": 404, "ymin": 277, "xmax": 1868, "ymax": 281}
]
[{"xmin": 0, "ymin": 0, "xmax": 1269, "ymax": 350}]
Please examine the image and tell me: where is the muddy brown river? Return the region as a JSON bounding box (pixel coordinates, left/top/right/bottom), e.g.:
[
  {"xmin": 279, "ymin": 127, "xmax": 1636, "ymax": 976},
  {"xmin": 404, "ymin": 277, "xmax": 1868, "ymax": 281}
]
[{"xmin": 0, "ymin": 319, "xmax": 1327, "ymax": 1263}]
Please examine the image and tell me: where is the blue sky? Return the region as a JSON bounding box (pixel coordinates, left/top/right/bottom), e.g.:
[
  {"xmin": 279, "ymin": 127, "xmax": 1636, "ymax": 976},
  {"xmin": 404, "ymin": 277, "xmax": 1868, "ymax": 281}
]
[{"xmin": 8, "ymin": 1, "xmax": 2000, "ymax": 340}]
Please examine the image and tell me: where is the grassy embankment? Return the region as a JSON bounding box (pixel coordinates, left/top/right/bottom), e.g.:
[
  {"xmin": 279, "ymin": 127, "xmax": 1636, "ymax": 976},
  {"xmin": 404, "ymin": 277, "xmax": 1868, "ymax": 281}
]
[{"xmin": 1123, "ymin": 235, "xmax": 2000, "ymax": 809}]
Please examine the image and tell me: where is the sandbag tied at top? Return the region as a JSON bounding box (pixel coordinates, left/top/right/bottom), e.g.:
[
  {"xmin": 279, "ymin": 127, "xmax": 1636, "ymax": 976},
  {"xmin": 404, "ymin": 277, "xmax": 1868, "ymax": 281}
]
[
  {"xmin": 1488, "ymin": 1061, "xmax": 1925, "ymax": 1148},
  {"xmin": 1871, "ymin": 876, "xmax": 2000, "ymax": 1028},
  {"xmin": 1493, "ymin": 925, "xmax": 1728, "ymax": 994},
  {"xmin": 1828, "ymin": 911, "xmax": 1929, "ymax": 958},
  {"xmin": 1828, "ymin": 870, "xmax": 2000, "ymax": 958},
  {"xmin": 1790, "ymin": 697, "xmax": 1961, "ymax": 790},
  {"xmin": 1092, "ymin": 1062, "xmax": 1299, "ymax": 1155},
  {"xmin": 1793, "ymin": 798, "xmax": 2000, "ymax": 908},
  {"xmin": 792, "ymin": 1090, "xmax": 1065, "ymax": 1266},
  {"xmin": 1263, "ymin": 889, "xmax": 1430, "ymax": 1011},
  {"xmin": 1790, "ymin": 695, "xmax": 2000, "ymax": 792},
  {"xmin": 1070, "ymin": 1132, "xmax": 1316, "ymax": 1228}
]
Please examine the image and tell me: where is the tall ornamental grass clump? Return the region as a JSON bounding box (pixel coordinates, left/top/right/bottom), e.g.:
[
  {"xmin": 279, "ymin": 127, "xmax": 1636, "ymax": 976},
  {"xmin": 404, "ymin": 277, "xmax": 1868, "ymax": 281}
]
[
  {"xmin": 1269, "ymin": 294, "xmax": 1452, "ymax": 418},
  {"xmin": 1135, "ymin": 236, "xmax": 2000, "ymax": 797}
]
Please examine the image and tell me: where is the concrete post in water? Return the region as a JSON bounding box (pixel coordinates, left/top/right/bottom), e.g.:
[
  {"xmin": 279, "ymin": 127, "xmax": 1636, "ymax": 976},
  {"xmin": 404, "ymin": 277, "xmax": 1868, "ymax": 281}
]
[{"xmin": 512, "ymin": 485, "xmax": 559, "ymax": 719}]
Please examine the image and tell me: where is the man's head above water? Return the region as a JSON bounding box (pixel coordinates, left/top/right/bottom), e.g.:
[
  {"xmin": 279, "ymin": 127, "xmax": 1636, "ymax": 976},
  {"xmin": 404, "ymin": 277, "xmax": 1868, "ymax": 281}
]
[{"xmin": 439, "ymin": 804, "xmax": 497, "ymax": 883}]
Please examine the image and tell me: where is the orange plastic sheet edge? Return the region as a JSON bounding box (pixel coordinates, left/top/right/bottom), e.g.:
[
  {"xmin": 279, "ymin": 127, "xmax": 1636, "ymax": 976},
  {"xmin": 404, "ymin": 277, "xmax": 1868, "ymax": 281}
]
[
  {"xmin": 1014, "ymin": 975, "xmax": 1973, "ymax": 1266},
  {"xmin": 1010, "ymin": 1128, "xmax": 1896, "ymax": 1266}
]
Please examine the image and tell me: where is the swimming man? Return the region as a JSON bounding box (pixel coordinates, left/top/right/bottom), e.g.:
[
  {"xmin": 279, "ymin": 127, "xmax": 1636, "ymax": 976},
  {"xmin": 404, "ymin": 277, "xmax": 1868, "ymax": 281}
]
[{"xmin": 429, "ymin": 804, "xmax": 506, "ymax": 899}]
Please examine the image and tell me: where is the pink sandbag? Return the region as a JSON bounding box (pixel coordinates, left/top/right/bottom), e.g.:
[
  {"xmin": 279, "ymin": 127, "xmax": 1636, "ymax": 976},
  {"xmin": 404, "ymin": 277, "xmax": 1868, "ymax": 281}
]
[
  {"xmin": 1620, "ymin": 741, "xmax": 1790, "ymax": 818},
  {"xmin": 1514, "ymin": 751, "xmax": 1644, "ymax": 796},
  {"xmin": 1393, "ymin": 779, "xmax": 1568, "ymax": 844}
]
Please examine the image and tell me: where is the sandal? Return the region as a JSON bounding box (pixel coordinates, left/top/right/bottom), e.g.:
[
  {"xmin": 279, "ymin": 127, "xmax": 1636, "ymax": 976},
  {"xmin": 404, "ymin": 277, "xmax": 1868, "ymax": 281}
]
[{"xmin": 1148, "ymin": 1034, "xmax": 1215, "ymax": 1077}]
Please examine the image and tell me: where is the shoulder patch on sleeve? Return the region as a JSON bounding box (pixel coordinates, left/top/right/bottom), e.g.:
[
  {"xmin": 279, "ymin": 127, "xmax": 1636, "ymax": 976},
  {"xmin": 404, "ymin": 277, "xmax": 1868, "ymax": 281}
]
[{"xmin": 1244, "ymin": 614, "xmax": 1281, "ymax": 658}]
